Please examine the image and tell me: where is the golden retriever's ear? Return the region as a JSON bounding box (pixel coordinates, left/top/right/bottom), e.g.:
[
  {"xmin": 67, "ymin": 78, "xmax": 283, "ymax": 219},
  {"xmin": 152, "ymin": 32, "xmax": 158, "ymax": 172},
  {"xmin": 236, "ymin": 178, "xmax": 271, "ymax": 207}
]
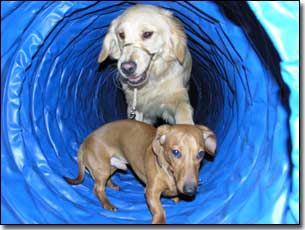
[
  {"xmin": 152, "ymin": 125, "xmax": 171, "ymax": 155},
  {"xmin": 161, "ymin": 9, "xmax": 187, "ymax": 64},
  {"xmin": 196, "ymin": 125, "xmax": 217, "ymax": 156},
  {"xmin": 98, "ymin": 19, "xmax": 120, "ymax": 63},
  {"xmin": 170, "ymin": 17, "xmax": 186, "ymax": 64}
]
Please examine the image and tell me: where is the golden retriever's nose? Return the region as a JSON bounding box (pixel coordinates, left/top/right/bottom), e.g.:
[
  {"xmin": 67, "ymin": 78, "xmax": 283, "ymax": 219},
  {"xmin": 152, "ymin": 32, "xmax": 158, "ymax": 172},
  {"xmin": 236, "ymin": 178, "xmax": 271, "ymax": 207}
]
[
  {"xmin": 121, "ymin": 61, "xmax": 137, "ymax": 76},
  {"xmin": 183, "ymin": 183, "xmax": 197, "ymax": 196}
]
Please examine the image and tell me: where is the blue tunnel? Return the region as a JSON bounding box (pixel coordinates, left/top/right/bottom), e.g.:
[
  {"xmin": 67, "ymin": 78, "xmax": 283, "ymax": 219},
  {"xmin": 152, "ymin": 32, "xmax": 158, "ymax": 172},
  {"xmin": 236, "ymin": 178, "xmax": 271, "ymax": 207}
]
[{"xmin": 1, "ymin": 1, "xmax": 299, "ymax": 224}]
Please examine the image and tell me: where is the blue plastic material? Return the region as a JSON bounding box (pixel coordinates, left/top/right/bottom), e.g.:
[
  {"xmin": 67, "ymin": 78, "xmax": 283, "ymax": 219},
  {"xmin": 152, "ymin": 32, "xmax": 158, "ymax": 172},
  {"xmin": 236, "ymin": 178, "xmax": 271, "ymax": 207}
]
[
  {"xmin": 1, "ymin": 1, "xmax": 299, "ymax": 224},
  {"xmin": 248, "ymin": 2, "xmax": 299, "ymax": 224}
]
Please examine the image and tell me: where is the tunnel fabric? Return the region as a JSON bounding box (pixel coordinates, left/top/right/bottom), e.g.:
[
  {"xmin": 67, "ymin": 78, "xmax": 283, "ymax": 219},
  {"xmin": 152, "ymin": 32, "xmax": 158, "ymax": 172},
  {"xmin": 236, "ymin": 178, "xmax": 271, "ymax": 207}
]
[
  {"xmin": 1, "ymin": 1, "xmax": 299, "ymax": 224},
  {"xmin": 248, "ymin": 1, "xmax": 299, "ymax": 224}
]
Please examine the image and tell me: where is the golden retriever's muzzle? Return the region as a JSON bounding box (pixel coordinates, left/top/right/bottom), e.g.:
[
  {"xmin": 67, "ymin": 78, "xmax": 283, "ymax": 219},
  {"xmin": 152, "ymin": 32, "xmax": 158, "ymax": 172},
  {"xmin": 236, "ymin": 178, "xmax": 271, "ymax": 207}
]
[{"xmin": 119, "ymin": 44, "xmax": 156, "ymax": 87}]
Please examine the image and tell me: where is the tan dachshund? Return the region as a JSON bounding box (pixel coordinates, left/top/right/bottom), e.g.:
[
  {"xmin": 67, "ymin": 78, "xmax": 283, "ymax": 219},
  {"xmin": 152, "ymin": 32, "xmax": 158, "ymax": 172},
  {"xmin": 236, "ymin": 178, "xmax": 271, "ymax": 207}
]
[{"xmin": 64, "ymin": 120, "xmax": 217, "ymax": 224}]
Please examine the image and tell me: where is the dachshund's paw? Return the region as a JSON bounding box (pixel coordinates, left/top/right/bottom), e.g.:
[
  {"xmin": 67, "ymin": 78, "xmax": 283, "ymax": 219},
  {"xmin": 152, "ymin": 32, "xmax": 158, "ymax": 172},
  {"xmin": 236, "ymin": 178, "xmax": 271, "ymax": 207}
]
[{"xmin": 103, "ymin": 203, "xmax": 118, "ymax": 211}]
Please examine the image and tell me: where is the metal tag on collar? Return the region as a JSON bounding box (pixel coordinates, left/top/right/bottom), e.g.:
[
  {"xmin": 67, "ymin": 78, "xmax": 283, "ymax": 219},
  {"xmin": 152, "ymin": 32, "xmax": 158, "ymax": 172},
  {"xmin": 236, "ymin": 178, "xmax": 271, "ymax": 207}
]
[
  {"xmin": 128, "ymin": 107, "xmax": 136, "ymax": 120},
  {"xmin": 128, "ymin": 88, "xmax": 138, "ymax": 120}
]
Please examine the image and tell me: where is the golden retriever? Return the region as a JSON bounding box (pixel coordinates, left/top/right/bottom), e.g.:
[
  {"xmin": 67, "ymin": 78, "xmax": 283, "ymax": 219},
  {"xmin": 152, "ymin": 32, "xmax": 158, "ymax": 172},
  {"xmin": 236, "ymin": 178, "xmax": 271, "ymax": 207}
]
[{"xmin": 98, "ymin": 4, "xmax": 194, "ymax": 125}]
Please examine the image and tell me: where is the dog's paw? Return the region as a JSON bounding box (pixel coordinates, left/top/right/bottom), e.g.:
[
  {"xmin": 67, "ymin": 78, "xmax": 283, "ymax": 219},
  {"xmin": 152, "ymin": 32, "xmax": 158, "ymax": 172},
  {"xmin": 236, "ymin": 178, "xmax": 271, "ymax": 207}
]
[
  {"xmin": 107, "ymin": 180, "xmax": 121, "ymax": 191},
  {"xmin": 103, "ymin": 203, "xmax": 118, "ymax": 212},
  {"xmin": 152, "ymin": 215, "xmax": 165, "ymax": 224},
  {"xmin": 111, "ymin": 185, "xmax": 121, "ymax": 191},
  {"xmin": 171, "ymin": 197, "xmax": 180, "ymax": 204}
]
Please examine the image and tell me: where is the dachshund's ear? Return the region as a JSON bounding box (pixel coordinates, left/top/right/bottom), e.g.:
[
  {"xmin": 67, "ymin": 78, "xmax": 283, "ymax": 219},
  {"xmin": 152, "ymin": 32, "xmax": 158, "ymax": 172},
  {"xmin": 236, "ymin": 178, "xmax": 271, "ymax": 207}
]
[
  {"xmin": 98, "ymin": 18, "xmax": 120, "ymax": 63},
  {"xmin": 152, "ymin": 125, "xmax": 171, "ymax": 155},
  {"xmin": 196, "ymin": 125, "xmax": 217, "ymax": 156}
]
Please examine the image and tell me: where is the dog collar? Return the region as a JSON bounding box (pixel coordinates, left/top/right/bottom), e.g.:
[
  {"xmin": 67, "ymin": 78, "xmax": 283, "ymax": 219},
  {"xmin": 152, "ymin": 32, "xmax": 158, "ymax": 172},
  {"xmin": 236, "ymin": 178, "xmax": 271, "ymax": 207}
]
[
  {"xmin": 128, "ymin": 88, "xmax": 137, "ymax": 120},
  {"xmin": 155, "ymin": 154, "xmax": 173, "ymax": 178},
  {"xmin": 161, "ymin": 164, "xmax": 172, "ymax": 178}
]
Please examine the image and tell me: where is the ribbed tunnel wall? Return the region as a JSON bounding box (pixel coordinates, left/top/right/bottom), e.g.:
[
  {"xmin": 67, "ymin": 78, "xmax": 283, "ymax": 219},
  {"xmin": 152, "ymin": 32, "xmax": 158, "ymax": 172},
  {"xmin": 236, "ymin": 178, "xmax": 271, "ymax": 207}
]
[{"xmin": 1, "ymin": 1, "xmax": 299, "ymax": 224}]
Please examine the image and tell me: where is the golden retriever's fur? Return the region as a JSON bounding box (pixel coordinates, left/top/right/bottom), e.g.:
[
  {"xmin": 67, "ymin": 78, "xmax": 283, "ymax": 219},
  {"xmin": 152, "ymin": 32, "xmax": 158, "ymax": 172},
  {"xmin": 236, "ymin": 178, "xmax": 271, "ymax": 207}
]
[{"xmin": 98, "ymin": 4, "xmax": 194, "ymax": 125}]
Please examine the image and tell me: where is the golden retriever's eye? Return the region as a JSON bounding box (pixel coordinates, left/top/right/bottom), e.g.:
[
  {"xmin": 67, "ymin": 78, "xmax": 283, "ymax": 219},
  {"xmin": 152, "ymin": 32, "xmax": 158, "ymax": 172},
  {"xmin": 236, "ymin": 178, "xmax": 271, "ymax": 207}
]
[
  {"xmin": 142, "ymin": 31, "xmax": 153, "ymax": 40},
  {"xmin": 118, "ymin": 32, "xmax": 125, "ymax": 40}
]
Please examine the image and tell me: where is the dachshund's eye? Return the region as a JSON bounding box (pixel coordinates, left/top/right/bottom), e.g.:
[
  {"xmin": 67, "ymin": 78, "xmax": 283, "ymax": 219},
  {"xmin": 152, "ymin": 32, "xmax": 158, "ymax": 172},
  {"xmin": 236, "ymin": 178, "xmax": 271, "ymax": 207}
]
[
  {"xmin": 118, "ymin": 32, "xmax": 125, "ymax": 39},
  {"xmin": 196, "ymin": 151, "xmax": 206, "ymax": 160},
  {"xmin": 142, "ymin": 31, "xmax": 153, "ymax": 39},
  {"xmin": 172, "ymin": 149, "xmax": 181, "ymax": 159}
]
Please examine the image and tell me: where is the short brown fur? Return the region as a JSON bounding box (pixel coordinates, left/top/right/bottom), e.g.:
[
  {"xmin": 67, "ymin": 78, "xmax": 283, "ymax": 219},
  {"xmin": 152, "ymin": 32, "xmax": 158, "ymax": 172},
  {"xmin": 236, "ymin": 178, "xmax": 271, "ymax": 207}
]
[{"xmin": 64, "ymin": 120, "xmax": 216, "ymax": 224}]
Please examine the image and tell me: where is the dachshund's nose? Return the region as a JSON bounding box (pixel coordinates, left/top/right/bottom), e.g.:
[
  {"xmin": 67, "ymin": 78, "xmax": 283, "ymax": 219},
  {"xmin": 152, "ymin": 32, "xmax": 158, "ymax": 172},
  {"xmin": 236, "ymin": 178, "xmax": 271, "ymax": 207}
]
[
  {"xmin": 121, "ymin": 61, "xmax": 137, "ymax": 76},
  {"xmin": 183, "ymin": 183, "xmax": 197, "ymax": 196}
]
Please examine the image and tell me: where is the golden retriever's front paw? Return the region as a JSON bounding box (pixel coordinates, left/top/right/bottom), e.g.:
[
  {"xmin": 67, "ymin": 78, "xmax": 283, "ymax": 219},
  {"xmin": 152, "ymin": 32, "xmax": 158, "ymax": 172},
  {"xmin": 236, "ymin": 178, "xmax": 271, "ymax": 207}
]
[{"xmin": 171, "ymin": 197, "xmax": 180, "ymax": 204}]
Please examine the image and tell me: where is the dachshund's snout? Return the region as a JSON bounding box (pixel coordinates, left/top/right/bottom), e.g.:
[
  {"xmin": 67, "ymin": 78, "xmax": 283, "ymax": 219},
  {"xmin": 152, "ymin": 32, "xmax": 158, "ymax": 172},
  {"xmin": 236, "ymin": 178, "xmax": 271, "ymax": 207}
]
[{"xmin": 183, "ymin": 183, "xmax": 197, "ymax": 197}]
